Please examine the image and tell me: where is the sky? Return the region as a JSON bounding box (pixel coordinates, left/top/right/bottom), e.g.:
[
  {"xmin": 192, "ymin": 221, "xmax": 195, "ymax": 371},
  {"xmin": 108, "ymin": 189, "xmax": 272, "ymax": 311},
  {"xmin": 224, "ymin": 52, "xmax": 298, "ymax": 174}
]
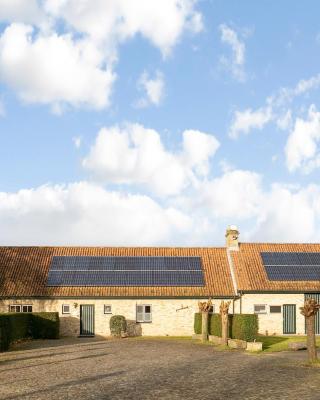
[{"xmin": 1, "ymin": 0, "xmax": 320, "ymax": 246}]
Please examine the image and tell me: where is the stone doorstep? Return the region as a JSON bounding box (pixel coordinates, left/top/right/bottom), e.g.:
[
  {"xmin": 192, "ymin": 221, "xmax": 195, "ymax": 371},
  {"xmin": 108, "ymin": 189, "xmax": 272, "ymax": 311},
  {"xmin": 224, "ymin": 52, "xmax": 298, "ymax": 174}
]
[
  {"xmin": 228, "ymin": 339, "xmax": 247, "ymax": 349},
  {"xmin": 208, "ymin": 335, "xmax": 223, "ymax": 345},
  {"xmin": 288, "ymin": 342, "xmax": 307, "ymax": 351},
  {"xmin": 246, "ymin": 342, "xmax": 263, "ymax": 352}
]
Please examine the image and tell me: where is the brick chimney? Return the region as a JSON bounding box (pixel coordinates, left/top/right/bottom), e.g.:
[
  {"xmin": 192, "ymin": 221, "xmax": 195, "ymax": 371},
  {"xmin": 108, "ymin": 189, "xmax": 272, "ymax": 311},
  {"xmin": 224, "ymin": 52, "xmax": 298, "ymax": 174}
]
[{"xmin": 225, "ymin": 225, "xmax": 239, "ymax": 251}]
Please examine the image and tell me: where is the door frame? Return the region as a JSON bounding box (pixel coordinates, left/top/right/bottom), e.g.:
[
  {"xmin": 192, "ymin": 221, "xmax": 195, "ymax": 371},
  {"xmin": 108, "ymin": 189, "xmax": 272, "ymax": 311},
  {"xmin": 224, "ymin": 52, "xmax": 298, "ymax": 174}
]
[{"xmin": 80, "ymin": 304, "xmax": 95, "ymax": 337}]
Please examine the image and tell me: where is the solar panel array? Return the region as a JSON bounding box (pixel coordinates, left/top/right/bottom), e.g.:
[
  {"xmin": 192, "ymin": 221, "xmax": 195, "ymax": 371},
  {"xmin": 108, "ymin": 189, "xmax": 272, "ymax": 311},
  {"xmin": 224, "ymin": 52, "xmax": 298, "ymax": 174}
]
[
  {"xmin": 261, "ymin": 252, "xmax": 320, "ymax": 281},
  {"xmin": 47, "ymin": 256, "xmax": 205, "ymax": 287}
]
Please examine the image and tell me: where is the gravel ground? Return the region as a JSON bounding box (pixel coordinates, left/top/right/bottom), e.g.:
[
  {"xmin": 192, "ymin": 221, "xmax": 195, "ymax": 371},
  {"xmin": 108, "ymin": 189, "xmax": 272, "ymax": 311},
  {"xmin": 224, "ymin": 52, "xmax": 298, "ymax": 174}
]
[{"xmin": 0, "ymin": 337, "xmax": 319, "ymax": 400}]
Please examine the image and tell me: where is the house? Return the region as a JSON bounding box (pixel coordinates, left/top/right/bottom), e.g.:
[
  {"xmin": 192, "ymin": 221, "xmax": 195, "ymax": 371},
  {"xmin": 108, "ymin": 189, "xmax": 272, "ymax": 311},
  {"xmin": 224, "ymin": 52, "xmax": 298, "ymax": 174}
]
[{"xmin": 0, "ymin": 226, "xmax": 319, "ymax": 337}]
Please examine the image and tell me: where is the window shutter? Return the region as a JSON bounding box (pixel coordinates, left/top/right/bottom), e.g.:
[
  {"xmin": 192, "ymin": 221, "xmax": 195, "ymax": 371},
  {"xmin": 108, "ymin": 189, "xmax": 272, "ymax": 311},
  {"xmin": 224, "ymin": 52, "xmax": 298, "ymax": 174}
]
[{"xmin": 136, "ymin": 305, "xmax": 144, "ymax": 322}]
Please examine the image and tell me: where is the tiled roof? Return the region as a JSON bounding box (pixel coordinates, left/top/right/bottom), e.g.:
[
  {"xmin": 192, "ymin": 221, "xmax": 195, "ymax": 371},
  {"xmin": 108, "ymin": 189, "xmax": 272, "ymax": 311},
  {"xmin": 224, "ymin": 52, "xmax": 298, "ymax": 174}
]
[
  {"xmin": 232, "ymin": 243, "xmax": 320, "ymax": 292},
  {"xmin": 0, "ymin": 247, "xmax": 235, "ymax": 298}
]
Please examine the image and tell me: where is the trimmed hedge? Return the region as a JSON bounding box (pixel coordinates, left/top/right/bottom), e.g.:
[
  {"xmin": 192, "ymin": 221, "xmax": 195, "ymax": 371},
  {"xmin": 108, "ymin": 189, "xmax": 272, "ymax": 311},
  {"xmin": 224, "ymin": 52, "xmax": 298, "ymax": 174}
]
[
  {"xmin": 110, "ymin": 315, "xmax": 127, "ymax": 337},
  {"xmin": 194, "ymin": 313, "xmax": 258, "ymax": 341},
  {"xmin": 0, "ymin": 312, "xmax": 59, "ymax": 352},
  {"xmin": 231, "ymin": 314, "xmax": 258, "ymax": 341}
]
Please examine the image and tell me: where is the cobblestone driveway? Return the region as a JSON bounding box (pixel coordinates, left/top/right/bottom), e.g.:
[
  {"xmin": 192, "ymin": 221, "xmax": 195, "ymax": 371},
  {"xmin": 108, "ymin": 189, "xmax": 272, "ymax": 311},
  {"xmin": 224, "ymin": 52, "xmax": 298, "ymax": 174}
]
[{"xmin": 0, "ymin": 338, "xmax": 319, "ymax": 400}]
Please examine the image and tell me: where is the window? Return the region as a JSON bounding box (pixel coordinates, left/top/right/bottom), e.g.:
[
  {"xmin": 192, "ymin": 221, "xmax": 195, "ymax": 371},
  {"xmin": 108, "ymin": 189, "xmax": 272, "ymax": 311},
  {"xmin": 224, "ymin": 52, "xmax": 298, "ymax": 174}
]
[
  {"xmin": 136, "ymin": 305, "xmax": 152, "ymax": 322},
  {"xmin": 9, "ymin": 305, "xmax": 32, "ymax": 313},
  {"xmin": 209, "ymin": 305, "xmax": 215, "ymax": 314},
  {"xmin": 62, "ymin": 304, "xmax": 70, "ymax": 314},
  {"xmin": 104, "ymin": 305, "xmax": 112, "ymax": 314},
  {"xmin": 270, "ymin": 305, "xmax": 282, "ymax": 313},
  {"xmin": 254, "ymin": 304, "xmax": 267, "ymax": 314}
]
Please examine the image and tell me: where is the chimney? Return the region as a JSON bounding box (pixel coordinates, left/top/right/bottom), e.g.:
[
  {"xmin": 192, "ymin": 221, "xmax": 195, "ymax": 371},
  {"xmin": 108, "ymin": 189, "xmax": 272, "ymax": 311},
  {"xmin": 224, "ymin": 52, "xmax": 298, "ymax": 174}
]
[{"xmin": 225, "ymin": 225, "xmax": 239, "ymax": 251}]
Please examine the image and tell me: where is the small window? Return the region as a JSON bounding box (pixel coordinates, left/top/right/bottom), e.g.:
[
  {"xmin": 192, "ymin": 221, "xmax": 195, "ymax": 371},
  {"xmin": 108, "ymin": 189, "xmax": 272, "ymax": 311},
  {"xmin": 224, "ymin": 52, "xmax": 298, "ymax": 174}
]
[
  {"xmin": 22, "ymin": 305, "xmax": 33, "ymax": 313},
  {"xmin": 254, "ymin": 304, "xmax": 267, "ymax": 314},
  {"xmin": 136, "ymin": 305, "xmax": 152, "ymax": 323},
  {"xmin": 104, "ymin": 305, "xmax": 112, "ymax": 314},
  {"xmin": 62, "ymin": 304, "xmax": 70, "ymax": 314},
  {"xmin": 270, "ymin": 305, "xmax": 282, "ymax": 313},
  {"xmin": 9, "ymin": 305, "xmax": 21, "ymax": 313}
]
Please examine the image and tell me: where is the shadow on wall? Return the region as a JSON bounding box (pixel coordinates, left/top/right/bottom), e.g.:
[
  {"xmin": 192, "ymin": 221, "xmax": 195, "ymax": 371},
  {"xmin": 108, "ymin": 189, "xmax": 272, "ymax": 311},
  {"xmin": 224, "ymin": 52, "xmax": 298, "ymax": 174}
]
[
  {"xmin": 126, "ymin": 320, "xmax": 142, "ymax": 337},
  {"xmin": 59, "ymin": 316, "xmax": 80, "ymax": 337}
]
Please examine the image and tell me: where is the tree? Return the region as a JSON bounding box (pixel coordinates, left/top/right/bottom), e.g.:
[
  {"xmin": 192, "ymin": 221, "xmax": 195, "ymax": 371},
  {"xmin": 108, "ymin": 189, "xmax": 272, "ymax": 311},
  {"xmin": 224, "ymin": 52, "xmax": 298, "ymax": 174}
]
[
  {"xmin": 198, "ymin": 298, "xmax": 212, "ymax": 342},
  {"xmin": 220, "ymin": 301, "xmax": 231, "ymax": 346},
  {"xmin": 300, "ymin": 298, "xmax": 320, "ymax": 363}
]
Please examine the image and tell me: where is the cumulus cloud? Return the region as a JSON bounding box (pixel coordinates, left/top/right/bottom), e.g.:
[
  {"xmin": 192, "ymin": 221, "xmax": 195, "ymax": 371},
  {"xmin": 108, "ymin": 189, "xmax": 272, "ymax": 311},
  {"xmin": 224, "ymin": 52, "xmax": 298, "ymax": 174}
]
[
  {"xmin": 136, "ymin": 70, "xmax": 165, "ymax": 108},
  {"xmin": 0, "ymin": 182, "xmax": 192, "ymax": 245},
  {"xmin": 229, "ymin": 107, "xmax": 272, "ymax": 139},
  {"xmin": 219, "ymin": 24, "xmax": 246, "ymax": 82},
  {"xmin": 285, "ymin": 105, "xmax": 320, "ymax": 173},
  {"xmin": 0, "ymin": 0, "xmax": 202, "ymax": 110},
  {"xmin": 0, "ymin": 24, "xmax": 116, "ymax": 110},
  {"xmin": 82, "ymin": 123, "xmax": 220, "ymax": 196}
]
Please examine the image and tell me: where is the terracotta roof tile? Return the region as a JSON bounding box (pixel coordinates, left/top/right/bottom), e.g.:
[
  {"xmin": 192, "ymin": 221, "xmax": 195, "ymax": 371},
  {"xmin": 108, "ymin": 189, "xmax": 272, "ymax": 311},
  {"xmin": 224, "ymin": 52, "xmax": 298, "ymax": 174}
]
[{"xmin": 0, "ymin": 247, "xmax": 235, "ymax": 298}]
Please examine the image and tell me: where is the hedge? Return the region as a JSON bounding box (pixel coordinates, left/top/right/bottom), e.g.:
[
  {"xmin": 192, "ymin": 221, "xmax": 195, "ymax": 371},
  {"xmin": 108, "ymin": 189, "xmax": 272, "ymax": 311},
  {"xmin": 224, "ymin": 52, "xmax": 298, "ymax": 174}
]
[
  {"xmin": 110, "ymin": 315, "xmax": 127, "ymax": 337},
  {"xmin": 0, "ymin": 312, "xmax": 59, "ymax": 352},
  {"xmin": 194, "ymin": 313, "xmax": 258, "ymax": 341}
]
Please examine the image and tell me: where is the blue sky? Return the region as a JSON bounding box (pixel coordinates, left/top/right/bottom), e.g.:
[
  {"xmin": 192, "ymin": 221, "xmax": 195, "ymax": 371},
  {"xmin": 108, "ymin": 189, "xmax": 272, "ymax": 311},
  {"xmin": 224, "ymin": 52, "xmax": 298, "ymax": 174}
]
[{"xmin": 1, "ymin": 0, "xmax": 320, "ymax": 246}]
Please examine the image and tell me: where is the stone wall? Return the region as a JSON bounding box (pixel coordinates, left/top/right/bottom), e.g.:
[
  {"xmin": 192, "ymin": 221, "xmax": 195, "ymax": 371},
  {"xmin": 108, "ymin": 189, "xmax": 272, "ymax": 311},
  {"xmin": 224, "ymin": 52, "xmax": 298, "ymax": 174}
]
[{"xmin": 0, "ymin": 298, "xmax": 232, "ymax": 337}]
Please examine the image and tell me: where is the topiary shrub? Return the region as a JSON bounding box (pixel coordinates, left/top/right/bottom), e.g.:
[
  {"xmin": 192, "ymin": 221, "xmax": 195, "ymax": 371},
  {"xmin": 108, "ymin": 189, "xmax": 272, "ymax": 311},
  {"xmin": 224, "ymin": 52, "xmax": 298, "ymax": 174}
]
[
  {"xmin": 110, "ymin": 315, "xmax": 127, "ymax": 337},
  {"xmin": 231, "ymin": 314, "xmax": 258, "ymax": 341},
  {"xmin": 194, "ymin": 313, "xmax": 202, "ymax": 334}
]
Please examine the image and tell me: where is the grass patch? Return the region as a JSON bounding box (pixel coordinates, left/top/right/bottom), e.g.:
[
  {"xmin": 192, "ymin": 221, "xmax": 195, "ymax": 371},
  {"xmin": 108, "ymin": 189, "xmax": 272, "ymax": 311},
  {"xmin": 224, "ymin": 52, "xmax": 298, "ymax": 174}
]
[{"xmin": 259, "ymin": 335, "xmax": 320, "ymax": 352}]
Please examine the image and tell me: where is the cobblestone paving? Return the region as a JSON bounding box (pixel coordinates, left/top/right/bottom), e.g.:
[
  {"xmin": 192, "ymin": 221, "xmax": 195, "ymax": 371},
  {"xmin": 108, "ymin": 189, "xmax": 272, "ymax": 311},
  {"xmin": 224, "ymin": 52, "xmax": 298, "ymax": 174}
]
[{"xmin": 0, "ymin": 338, "xmax": 319, "ymax": 400}]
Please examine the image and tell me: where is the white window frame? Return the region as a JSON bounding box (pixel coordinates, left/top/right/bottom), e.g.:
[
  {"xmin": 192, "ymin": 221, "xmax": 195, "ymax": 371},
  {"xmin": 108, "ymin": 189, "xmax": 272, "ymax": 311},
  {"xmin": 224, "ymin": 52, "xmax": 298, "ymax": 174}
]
[
  {"xmin": 269, "ymin": 305, "xmax": 282, "ymax": 314},
  {"xmin": 62, "ymin": 304, "xmax": 70, "ymax": 314},
  {"xmin": 136, "ymin": 304, "xmax": 152, "ymax": 323},
  {"xmin": 254, "ymin": 304, "xmax": 267, "ymax": 314},
  {"xmin": 104, "ymin": 305, "xmax": 112, "ymax": 314},
  {"xmin": 9, "ymin": 304, "xmax": 33, "ymax": 313}
]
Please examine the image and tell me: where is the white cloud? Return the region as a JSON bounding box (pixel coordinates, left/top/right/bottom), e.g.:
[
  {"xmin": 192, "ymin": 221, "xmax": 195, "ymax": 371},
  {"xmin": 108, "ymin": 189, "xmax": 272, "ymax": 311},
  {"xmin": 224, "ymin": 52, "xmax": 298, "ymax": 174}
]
[
  {"xmin": 276, "ymin": 109, "xmax": 292, "ymax": 131},
  {"xmin": 0, "ymin": 182, "xmax": 192, "ymax": 245},
  {"xmin": 219, "ymin": 24, "xmax": 246, "ymax": 82},
  {"xmin": 0, "ymin": 0, "xmax": 202, "ymax": 110},
  {"xmin": 136, "ymin": 70, "xmax": 165, "ymax": 108},
  {"xmin": 72, "ymin": 136, "xmax": 82, "ymax": 149},
  {"xmin": 229, "ymin": 107, "xmax": 272, "ymax": 139},
  {"xmin": 285, "ymin": 105, "xmax": 320, "ymax": 173},
  {"xmin": 0, "ymin": 24, "xmax": 116, "ymax": 110},
  {"xmin": 82, "ymin": 123, "xmax": 219, "ymax": 197}
]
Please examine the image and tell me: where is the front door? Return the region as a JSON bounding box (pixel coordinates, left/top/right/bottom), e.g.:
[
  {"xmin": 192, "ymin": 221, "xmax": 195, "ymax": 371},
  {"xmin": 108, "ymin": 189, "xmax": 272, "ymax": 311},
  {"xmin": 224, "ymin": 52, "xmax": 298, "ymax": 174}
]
[
  {"xmin": 80, "ymin": 305, "xmax": 95, "ymax": 336},
  {"xmin": 305, "ymin": 294, "xmax": 320, "ymax": 334},
  {"xmin": 283, "ymin": 304, "xmax": 296, "ymax": 334}
]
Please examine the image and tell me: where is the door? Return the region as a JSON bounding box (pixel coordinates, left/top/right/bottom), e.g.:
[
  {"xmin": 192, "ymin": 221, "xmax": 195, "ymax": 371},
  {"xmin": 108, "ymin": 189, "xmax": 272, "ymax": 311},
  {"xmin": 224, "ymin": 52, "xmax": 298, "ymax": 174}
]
[
  {"xmin": 283, "ymin": 304, "xmax": 296, "ymax": 334},
  {"xmin": 80, "ymin": 305, "xmax": 95, "ymax": 336},
  {"xmin": 305, "ymin": 294, "xmax": 320, "ymax": 334}
]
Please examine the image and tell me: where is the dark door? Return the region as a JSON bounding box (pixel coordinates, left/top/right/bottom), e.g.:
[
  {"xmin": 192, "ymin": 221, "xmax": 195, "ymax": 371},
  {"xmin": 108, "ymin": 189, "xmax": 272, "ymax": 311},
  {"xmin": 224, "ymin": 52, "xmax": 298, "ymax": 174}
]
[
  {"xmin": 305, "ymin": 294, "xmax": 320, "ymax": 334},
  {"xmin": 283, "ymin": 304, "xmax": 296, "ymax": 334},
  {"xmin": 80, "ymin": 305, "xmax": 95, "ymax": 336}
]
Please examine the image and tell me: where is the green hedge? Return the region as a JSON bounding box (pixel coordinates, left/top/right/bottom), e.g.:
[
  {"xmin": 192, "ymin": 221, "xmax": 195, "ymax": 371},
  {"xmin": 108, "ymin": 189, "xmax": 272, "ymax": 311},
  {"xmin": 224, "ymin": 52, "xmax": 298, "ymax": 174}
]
[
  {"xmin": 110, "ymin": 315, "xmax": 127, "ymax": 337},
  {"xmin": 194, "ymin": 313, "xmax": 258, "ymax": 341},
  {"xmin": 0, "ymin": 312, "xmax": 59, "ymax": 351}
]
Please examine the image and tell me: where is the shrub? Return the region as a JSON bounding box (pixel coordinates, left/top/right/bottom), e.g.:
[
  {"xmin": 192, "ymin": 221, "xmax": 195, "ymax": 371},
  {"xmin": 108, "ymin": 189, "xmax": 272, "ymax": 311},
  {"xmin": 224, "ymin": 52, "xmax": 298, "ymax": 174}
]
[
  {"xmin": 30, "ymin": 313, "xmax": 59, "ymax": 339},
  {"xmin": 231, "ymin": 314, "xmax": 258, "ymax": 341},
  {"xmin": 194, "ymin": 313, "xmax": 256, "ymax": 340},
  {"xmin": 110, "ymin": 315, "xmax": 127, "ymax": 337},
  {"xmin": 0, "ymin": 312, "xmax": 60, "ymax": 352}
]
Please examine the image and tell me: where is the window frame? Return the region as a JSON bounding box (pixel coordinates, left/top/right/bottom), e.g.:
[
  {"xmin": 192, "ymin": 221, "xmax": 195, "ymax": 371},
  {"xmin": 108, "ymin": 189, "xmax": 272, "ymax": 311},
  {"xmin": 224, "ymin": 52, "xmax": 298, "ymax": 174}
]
[
  {"xmin": 62, "ymin": 304, "xmax": 71, "ymax": 314},
  {"xmin": 270, "ymin": 305, "xmax": 282, "ymax": 314},
  {"xmin": 104, "ymin": 305, "xmax": 112, "ymax": 314},
  {"xmin": 254, "ymin": 304, "xmax": 267, "ymax": 314},
  {"xmin": 9, "ymin": 304, "xmax": 33, "ymax": 313},
  {"xmin": 136, "ymin": 304, "xmax": 152, "ymax": 323},
  {"xmin": 9, "ymin": 305, "xmax": 21, "ymax": 313}
]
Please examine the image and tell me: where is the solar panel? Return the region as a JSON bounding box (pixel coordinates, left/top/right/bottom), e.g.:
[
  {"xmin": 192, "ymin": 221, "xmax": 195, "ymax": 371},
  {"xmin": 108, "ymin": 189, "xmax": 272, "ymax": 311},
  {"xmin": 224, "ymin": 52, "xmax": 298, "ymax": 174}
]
[
  {"xmin": 261, "ymin": 252, "xmax": 320, "ymax": 281},
  {"xmin": 47, "ymin": 256, "xmax": 205, "ymax": 287}
]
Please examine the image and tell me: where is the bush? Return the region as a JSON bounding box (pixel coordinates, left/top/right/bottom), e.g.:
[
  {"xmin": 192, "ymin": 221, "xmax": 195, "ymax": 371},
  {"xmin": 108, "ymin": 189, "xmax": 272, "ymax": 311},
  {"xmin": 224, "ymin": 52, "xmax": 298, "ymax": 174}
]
[
  {"xmin": 30, "ymin": 313, "xmax": 60, "ymax": 339},
  {"xmin": 231, "ymin": 314, "xmax": 258, "ymax": 341},
  {"xmin": 110, "ymin": 315, "xmax": 127, "ymax": 337},
  {"xmin": 0, "ymin": 312, "xmax": 60, "ymax": 352},
  {"xmin": 194, "ymin": 313, "xmax": 257, "ymax": 341}
]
